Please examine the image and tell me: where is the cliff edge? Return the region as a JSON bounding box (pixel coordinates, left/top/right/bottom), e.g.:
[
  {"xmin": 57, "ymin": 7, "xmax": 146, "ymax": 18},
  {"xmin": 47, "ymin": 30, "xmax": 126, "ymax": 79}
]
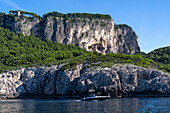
[{"xmin": 0, "ymin": 11, "xmax": 140, "ymax": 54}]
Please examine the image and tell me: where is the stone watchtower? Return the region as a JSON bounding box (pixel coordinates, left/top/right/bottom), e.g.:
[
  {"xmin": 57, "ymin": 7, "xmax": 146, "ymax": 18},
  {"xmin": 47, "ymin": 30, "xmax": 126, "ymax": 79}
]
[{"xmin": 17, "ymin": 10, "xmax": 21, "ymax": 16}]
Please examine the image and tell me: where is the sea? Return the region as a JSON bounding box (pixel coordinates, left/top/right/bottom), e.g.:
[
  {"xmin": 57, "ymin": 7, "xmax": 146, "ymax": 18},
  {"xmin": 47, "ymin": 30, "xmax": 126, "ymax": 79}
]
[{"xmin": 0, "ymin": 97, "xmax": 169, "ymax": 113}]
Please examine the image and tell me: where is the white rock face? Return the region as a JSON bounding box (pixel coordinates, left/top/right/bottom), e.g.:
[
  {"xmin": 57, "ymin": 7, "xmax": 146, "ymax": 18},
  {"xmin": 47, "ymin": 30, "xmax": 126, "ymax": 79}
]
[
  {"xmin": 0, "ymin": 69, "xmax": 25, "ymax": 98},
  {"xmin": 2, "ymin": 15, "xmax": 140, "ymax": 54},
  {"xmin": 12, "ymin": 17, "xmax": 41, "ymax": 37},
  {"xmin": 0, "ymin": 64, "xmax": 169, "ymax": 99},
  {"xmin": 113, "ymin": 25, "xmax": 140, "ymax": 54},
  {"xmin": 43, "ymin": 17, "xmax": 116, "ymax": 54}
]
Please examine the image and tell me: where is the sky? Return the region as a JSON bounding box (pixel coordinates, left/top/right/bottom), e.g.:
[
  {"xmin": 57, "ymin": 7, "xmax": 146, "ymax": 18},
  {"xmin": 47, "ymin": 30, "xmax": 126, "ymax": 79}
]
[{"xmin": 0, "ymin": 0, "xmax": 170, "ymax": 53}]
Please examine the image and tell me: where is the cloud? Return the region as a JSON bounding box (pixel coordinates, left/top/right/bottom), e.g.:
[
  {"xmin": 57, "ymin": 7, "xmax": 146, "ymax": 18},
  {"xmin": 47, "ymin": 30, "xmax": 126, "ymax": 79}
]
[{"xmin": 1, "ymin": 0, "xmax": 24, "ymax": 10}]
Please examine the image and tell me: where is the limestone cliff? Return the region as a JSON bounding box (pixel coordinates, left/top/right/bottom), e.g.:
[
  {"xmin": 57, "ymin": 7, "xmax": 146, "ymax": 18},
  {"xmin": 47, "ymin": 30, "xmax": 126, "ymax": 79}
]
[
  {"xmin": 0, "ymin": 64, "xmax": 169, "ymax": 99},
  {"xmin": 114, "ymin": 24, "xmax": 140, "ymax": 54},
  {"xmin": 0, "ymin": 11, "xmax": 140, "ymax": 54}
]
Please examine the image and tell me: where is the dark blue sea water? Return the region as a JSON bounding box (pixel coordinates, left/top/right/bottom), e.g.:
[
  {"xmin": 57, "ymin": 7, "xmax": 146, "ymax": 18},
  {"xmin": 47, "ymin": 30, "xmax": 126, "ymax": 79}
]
[{"xmin": 0, "ymin": 97, "xmax": 169, "ymax": 113}]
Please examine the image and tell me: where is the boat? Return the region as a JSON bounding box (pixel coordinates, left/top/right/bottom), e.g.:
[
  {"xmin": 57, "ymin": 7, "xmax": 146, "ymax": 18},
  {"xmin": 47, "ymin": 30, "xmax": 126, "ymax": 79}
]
[{"xmin": 82, "ymin": 94, "xmax": 111, "ymax": 101}]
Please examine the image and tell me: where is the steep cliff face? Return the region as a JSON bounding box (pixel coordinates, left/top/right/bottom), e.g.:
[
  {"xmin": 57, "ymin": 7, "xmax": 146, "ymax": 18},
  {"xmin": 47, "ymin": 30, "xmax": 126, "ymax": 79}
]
[
  {"xmin": 12, "ymin": 17, "xmax": 41, "ymax": 37},
  {"xmin": 43, "ymin": 17, "xmax": 115, "ymax": 54},
  {"xmin": 0, "ymin": 64, "xmax": 169, "ymax": 99},
  {"xmin": 1, "ymin": 15, "xmax": 42, "ymax": 37},
  {"xmin": 0, "ymin": 12, "xmax": 140, "ymax": 54},
  {"xmin": 114, "ymin": 25, "xmax": 140, "ymax": 54}
]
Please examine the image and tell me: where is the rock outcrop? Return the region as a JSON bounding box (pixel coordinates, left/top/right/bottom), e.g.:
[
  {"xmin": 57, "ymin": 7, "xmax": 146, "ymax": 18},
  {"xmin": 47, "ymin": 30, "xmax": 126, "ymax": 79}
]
[
  {"xmin": 0, "ymin": 64, "xmax": 169, "ymax": 99},
  {"xmin": 114, "ymin": 25, "xmax": 140, "ymax": 54},
  {"xmin": 0, "ymin": 11, "xmax": 140, "ymax": 54}
]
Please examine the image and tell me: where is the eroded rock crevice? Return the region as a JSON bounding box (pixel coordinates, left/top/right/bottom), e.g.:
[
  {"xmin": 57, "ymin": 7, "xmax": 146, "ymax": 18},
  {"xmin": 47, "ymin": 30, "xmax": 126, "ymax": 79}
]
[
  {"xmin": 0, "ymin": 64, "xmax": 169, "ymax": 99},
  {"xmin": 1, "ymin": 15, "xmax": 140, "ymax": 54}
]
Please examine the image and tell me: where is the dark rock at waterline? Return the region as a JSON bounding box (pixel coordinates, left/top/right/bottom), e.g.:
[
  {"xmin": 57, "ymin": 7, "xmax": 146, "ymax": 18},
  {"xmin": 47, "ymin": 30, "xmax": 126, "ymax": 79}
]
[{"xmin": 0, "ymin": 64, "xmax": 169, "ymax": 99}]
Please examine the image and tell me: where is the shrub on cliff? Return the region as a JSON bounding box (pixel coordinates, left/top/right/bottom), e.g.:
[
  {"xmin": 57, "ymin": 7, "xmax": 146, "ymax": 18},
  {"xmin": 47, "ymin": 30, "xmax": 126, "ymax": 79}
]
[
  {"xmin": 147, "ymin": 46, "xmax": 170, "ymax": 64},
  {"xmin": 0, "ymin": 27, "xmax": 92, "ymax": 73},
  {"xmin": 0, "ymin": 27, "xmax": 169, "ymax": 73},
  {"xmin": 43, "ymin": 11, "xmax": 111, "ymax": 20}
]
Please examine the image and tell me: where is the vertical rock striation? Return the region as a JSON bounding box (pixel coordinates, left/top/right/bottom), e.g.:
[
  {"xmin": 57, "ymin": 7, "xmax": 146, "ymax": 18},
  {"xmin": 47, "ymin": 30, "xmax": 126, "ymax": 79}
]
[
  {"xmin": 114, "ymin": 24, "xmax": 140, "ymax": 54},
  {"xmin": 0, "ymin": 11, "xmax": 140, "ymax": 54},
  {"xmin": 43, "ymin": 17, "xmax": 115, "ymax": 54},
  {"xmin": 0, "ymin": 64, "xmax": 169, "ymax": 99}
]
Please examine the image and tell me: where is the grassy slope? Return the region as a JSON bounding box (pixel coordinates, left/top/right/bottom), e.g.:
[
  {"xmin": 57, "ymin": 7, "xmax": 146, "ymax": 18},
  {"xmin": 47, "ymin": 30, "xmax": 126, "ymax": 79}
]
[
  {"xmin": 147, "ymin": 46, "xmax": 170, "ymax": 64},
  {"xmin": 0, "ymin": 27, "xmax": 169, "ymax": 73}
]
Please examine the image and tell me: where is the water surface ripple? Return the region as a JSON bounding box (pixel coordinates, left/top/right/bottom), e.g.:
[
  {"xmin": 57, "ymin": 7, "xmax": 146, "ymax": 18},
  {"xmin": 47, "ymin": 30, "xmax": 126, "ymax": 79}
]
[{"xmin": 0, "ymin": 97, "xmax": 169, "ymax": 113}]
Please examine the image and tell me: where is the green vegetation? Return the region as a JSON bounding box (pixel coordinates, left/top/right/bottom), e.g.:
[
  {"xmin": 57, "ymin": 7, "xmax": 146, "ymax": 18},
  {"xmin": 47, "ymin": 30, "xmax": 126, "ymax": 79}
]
[
  {"xmin": 137, "ymin": 46, "xmax": 170, "ymax": 73},
  {"xmin": 0, "ymin": 27, "xmax": 91, "ymax": 73},
  {"xmin": 147, "ymin": 46, "xmax": 170, "ymax": 64},
  {"xmin": 114, "ymin": 24, "xmax": 132, "ymax": 31},
  {"xmin": 43, "ymin": 11, "xmax": 111, "ymax": 20},
  {"xmin": 0, "ymin": 27, "xmax": 169, "ymax": 73},
  {"xmin": 8, "ymin": 10, "xmax": 111, "ymax": 20},
  {"xmin": 1, "ymin": 10, "xmax": 111, "ymax": 26},
  {"xmin": 143, "ymin": 47, "xmax": 170, "ymax": 72},
  {"xmin": 9, "ymin": 10, "xmax": 42, "ymax": 20},
  {"xmin": 0, "ymin": 13, "xmax": 5, "ymax": 26},
  {"xmin": 0, "ymin": 13, "xmax": 15, "ymax": 30}
]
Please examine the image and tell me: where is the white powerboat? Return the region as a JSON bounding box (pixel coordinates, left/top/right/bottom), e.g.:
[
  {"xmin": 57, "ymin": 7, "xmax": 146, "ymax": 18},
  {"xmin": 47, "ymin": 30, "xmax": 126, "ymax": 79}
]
[{"xmin": 82, "ymin": 94, "xmax": 111, "ymax": 101}]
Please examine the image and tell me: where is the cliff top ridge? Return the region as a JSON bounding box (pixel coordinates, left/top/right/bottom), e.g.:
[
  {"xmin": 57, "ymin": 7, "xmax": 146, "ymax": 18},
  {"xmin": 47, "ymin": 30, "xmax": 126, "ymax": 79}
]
[{"xmin": 8, "ymin": 10, "xmax": 112, "ymax": 20}]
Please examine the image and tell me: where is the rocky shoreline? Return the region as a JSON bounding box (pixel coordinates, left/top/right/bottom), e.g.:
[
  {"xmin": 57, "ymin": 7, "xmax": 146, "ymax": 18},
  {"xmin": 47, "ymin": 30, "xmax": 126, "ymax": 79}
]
[{"xmin": 0, "ymin": 64, "xmax": 169, "ymax": 99}]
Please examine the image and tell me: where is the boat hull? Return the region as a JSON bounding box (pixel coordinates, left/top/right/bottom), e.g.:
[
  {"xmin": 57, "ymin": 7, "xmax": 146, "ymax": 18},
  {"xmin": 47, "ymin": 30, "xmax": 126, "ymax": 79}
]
[{"xmin": 82, "ymin": 96, "xmax": 111, "ymax": 101}]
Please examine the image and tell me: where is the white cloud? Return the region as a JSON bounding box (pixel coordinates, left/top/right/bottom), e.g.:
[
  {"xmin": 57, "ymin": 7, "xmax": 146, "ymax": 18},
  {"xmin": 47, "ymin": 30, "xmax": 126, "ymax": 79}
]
[{"xmin": 1, "ymin": 0, "xmax": 24, "ymax": 10}]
